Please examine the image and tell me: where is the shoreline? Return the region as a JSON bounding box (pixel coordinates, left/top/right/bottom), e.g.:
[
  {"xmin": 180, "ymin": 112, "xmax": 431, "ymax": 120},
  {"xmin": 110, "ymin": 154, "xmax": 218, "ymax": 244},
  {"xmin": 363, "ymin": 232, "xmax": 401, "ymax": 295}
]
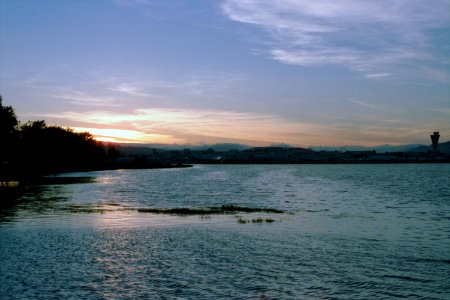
[
  {"xmin": 1, "ymin": 160, "xmax": 448, "ymax": 184},
  {"xmin": 0, "ymin": 162, "xmax": 193, "ymax": 183}
]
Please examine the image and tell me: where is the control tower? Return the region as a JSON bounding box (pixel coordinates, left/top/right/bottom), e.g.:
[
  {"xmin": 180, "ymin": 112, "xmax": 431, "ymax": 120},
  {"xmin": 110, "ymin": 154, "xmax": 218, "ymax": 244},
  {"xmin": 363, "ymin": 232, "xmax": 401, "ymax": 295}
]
[{"xmin": 430, "ymin": 132, "xmax": 440, "ymax": 152}]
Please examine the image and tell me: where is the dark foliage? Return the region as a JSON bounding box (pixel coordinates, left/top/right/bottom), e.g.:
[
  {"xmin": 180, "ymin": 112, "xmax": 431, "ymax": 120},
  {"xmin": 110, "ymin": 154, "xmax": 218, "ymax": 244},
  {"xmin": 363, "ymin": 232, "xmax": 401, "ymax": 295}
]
[
  {"xmin": 0, "ymin": 96, "xmax": 19, "ymax": 164},
  {"xmin": 0, "ymin": 97, "xmax": 110, "ymax": 180},
  {"xmin": 15, "ymin": 120, "xmax": 106, "ymax": 175}
]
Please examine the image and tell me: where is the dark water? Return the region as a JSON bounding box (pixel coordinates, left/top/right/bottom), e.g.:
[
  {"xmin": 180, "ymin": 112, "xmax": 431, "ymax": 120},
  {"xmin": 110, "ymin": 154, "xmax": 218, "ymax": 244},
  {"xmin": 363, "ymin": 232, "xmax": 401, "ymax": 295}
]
[{"xmin": 1, "ymin": 164, "xmax": 449, "ymax": 299}]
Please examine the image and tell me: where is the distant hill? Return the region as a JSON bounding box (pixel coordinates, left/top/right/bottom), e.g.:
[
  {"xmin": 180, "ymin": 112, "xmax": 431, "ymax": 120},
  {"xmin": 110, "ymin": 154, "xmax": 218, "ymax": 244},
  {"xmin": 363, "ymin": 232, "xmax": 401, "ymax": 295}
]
[
  {"xmin": 114, "ymin": 141, "xmax": 450, "ymax": 154},
  {"xmin": 312, "ymin": 142, "xmax": 450, "ymax": 154},
  {"xmin": 311, "ymin": 144, "xmax": 424, "ymax": 153},
  {"xmin": 115, "ymin": 143, "xmax": 251, "ymax": 151},
  {"xmin": 409, "ymin": 141, "xmax": 450, "ymax": 154},
  {"xmin": 189, "ymin": 143, "xmax": 251, "ymax": 151}
]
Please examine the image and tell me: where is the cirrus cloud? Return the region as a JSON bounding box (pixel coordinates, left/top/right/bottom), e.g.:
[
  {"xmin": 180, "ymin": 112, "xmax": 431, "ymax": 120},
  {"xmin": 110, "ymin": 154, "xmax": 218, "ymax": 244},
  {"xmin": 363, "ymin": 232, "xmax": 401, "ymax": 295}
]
[{"xmin": 222, "ymin": 0, "xmax": 450, "ymax": 80}]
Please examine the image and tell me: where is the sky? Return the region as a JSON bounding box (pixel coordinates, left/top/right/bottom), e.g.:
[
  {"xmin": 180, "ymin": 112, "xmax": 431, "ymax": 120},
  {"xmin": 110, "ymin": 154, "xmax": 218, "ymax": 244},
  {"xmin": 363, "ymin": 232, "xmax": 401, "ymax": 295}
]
[{"xmin": 1, "ymin": 0, "xmax": 449, "ymax": 147}]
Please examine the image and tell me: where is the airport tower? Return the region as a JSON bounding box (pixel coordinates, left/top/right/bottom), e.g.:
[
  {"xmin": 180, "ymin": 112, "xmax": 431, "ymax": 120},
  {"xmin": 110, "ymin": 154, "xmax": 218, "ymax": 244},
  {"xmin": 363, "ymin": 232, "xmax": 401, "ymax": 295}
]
[{"xmin": 430, "ymin": 132, "xmax": 440, "ymax": 152}]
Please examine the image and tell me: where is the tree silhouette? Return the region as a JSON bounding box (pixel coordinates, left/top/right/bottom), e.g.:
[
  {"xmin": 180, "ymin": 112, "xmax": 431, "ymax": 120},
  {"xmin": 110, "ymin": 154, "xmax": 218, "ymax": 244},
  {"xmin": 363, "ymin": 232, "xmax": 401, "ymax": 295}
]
[
  {"xmin": 0, "ymin": 96, "xmax": 19, "ymax": 165},
  {"xmin": 0, "ymin": 97, "xmax": 113, "ymax": 179},
  {"xmin": 0, "ymin": 96, "xmax": 18, "ymax": 136},
  {"xmin": 17, "ymin": 121, "xmax": 106, "ymax": 175},
  {"xmin": 106, "ymin": 143, "xmax": 119, "ymax": 163}
]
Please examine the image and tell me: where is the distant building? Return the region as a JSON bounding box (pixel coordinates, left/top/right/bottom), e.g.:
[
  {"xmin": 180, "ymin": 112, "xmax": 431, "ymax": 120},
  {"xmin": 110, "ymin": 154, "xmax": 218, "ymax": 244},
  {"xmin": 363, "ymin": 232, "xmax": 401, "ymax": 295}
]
[{"xmin": 430, "ymin": 132, "xmax": 440, "ymax": 152}]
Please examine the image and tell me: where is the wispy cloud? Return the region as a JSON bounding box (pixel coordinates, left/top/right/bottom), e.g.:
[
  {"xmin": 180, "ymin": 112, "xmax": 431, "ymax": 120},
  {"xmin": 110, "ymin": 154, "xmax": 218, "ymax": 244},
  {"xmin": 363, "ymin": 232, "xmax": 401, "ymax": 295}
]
[
  {"xmin": 271, "ymin": 48, "xmax": 360, "ymax": 66},
  {"xmin": 222, "ymin": 0, "xmax": 450, "ymax": 79},
  {"xmin": 416, "ymin": 66, "xmax": 450, "ymax": 84},
  {"xmin": 109, "ymin": 82, "xmax": 155, "ymax": 97},
  {"xmin": 39, "ymin": 107, "xmax": 333, "ymax": 145},
  {"xmin": 364, "ymin": 73, "xmax": 391, "ymax": 80},
  {"xmin": 348, "ymin": 97, "xmax": 386, "ymax": 111},
  {"xmin": 51, "ymin": 89, "xmax": 121, "ymax": 107},
  {"xmin": 17, "ymin": 70, "xmax": 248, "ymax": 113},
  {"xmin": 38, "ymin": 105, "xmax": 441, "ymax": 146}
]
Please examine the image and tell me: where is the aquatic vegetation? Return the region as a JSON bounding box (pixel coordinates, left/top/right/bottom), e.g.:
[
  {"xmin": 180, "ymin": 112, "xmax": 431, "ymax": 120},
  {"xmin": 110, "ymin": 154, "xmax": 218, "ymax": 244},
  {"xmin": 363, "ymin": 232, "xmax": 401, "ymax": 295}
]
[
  {"xmin": 236, "ymin": 216, "xmax": 278, "ymax": 224},
  {"xmin": 218, "ymin": 204, "xmax": 283, "ymax": 214},
  {"xmin": 65, "ymin": 205, "xmax": 116, "ymax": 214},
  {"xmin": 237, "ymin": 218, "xmax": 248, "ymax": 224},
  {"xmin": 136, "ymin": 205, "xmax": 284, "ymax": 215},
  {"xmin": 60, "ymin": 204, "xmax": 286, "ymax": 216}
]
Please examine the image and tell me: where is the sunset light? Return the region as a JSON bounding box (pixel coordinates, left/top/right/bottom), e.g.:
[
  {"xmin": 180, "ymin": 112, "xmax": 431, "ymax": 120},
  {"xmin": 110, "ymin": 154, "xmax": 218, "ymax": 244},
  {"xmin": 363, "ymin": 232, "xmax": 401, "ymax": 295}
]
[
  {"xmin": 1, "ymin": 1, "xmax": 449, "ymax": 299},
  {"xmin": 1, "ymin": 0, "xmax": 449, "ymax": 146},
  {"xmin": 72, "ymin": 127, "xmax": 183, "ymax": 144}
]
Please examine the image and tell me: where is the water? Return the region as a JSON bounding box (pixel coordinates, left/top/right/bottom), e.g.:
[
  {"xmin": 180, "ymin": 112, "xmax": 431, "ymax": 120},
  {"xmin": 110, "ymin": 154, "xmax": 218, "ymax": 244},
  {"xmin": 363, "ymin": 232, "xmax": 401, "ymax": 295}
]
[{"xmin": 1, "ymin": 164, "xmax": 449, "ymax": 299}]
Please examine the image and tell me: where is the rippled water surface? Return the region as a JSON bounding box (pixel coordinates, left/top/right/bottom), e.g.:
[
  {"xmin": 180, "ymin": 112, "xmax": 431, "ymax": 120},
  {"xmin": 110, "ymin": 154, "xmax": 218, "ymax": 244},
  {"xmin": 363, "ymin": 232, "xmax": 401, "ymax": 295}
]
[{"xmin": 1, "ymin": 164, "xmax": 449, "ymax": 299}]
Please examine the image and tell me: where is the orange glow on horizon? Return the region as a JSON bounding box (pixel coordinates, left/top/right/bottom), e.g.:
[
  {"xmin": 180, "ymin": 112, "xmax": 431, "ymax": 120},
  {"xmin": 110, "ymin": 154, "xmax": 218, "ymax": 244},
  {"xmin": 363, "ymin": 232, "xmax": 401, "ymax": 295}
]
[
  {"xmin": 44, "ymin": 108, "xmax": 441, "ymax": 147},
  {"xmin": 72, "ymin": 127, "xmax": 183, "ymax": 144}
]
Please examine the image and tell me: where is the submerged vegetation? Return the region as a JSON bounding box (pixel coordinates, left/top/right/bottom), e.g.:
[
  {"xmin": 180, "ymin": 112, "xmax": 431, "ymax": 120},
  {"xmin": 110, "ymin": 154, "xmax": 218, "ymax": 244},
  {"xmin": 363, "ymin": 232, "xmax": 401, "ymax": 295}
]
[
  {"xmin": 136, "ymin": 204, "xmax": 284, "ymax": 215},
  {"xmin": 64, "ymin": 204, "xmax": 285, "ymax": 224},
  {"xmin": 0, "ymin": 173, "xmax": 286, "ymax": 222},
  {"xmin": 0, "ymin": 201, "xmax": 284, "ymax": 224},
  {"xmin": 236, "ymin": 216, "xmax": 277, "ymax": 224},
  {"xmin": 64, "ymin": 204, "xmax": 284, "ymax": 216}
]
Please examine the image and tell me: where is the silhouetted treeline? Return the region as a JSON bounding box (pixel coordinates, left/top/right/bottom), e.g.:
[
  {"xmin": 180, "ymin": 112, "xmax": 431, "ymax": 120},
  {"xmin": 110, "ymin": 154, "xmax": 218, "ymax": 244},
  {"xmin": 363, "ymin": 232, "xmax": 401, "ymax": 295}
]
[{"xmin": 0, "ymin": 96, "xmax": 117, "ymax": 180}]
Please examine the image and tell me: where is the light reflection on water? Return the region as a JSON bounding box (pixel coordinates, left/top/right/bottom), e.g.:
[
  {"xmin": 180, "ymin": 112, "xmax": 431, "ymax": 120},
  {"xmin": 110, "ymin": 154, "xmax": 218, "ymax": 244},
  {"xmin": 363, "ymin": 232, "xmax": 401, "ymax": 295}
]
[{"xmin": 1, "ymin": 164, "xmax": 449, "ymax": 299}]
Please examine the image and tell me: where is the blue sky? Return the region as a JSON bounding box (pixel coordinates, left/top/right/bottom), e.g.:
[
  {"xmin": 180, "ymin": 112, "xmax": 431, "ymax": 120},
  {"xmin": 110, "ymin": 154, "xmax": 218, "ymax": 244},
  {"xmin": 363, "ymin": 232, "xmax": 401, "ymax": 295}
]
[{"xmin": 1, "ymin": 0, "xmax": 449, "ymax": 146}]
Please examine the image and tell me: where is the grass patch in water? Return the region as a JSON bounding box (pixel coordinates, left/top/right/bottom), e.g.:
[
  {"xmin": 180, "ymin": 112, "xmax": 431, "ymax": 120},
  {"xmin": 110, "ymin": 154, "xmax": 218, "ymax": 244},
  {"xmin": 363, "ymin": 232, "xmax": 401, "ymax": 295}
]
[
  {"xmin": 237, "ymin": 218, "xmax": 249, "ymax": 224},
  {"xmin": 65, "ymin": 205, "xmax": 116, "ymax": 214},
  {"xmin": 137, "ymin": 207, "xmax": 212, "ymax": 214},
  {"xmin": 252, "ymin": 217, "xmax": 276, "ymax": 223},
  {"xmin": 137, "ymin": 205, "xmax": 284, "ymax": 215},
  {"xmin": 61, "ymin": 204, "xmax": 286, "ymax": 217},
  {"xmin": 236, "ymin": 216, "xmax": 278, "ymax": 224},
  {"xmin": 218, "ymin": 205, "xmax": 283, "ymax": 214}
]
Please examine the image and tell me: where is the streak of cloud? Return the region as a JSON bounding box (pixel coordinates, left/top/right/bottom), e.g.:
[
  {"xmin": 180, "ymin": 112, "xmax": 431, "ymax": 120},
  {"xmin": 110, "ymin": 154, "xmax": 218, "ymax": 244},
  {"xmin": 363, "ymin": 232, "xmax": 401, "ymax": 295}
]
[
  {"xmin": 364, "ymin": 73, "xmax": 391, "ymax": 80},
  {"xmin": 36, "ymin": 106, "xmax": 440, "ymax": 146},
  {"xmin": 37, "ymin": 107, "xmax": 332, "ymax": 145},
  {"xmin": 109, "ymin": 83, "xmax": 154, "ymax": 97},
  {"xmin": 222, "ymin": 0, "xmax": 450, "ymax": 79},
  {"xmin": 51, "ymin": 89, "xmax": 121, "ymax": 107},
  {"xmin": 348, "ymin": 98, "xmax": 386, "ymax": 111}
]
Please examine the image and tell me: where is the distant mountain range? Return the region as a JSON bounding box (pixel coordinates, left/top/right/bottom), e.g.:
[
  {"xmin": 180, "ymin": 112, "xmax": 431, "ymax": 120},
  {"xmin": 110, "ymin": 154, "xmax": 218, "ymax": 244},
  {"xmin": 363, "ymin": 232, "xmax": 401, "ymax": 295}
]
[
  {"xmin": 116, "ymin": 141, "xmax": 450, "ymax": 154},
  {"xmin": 311, "ymin": 143, "xmax": 443, "ymax": 153},
  {"xmin": 116, "ymin": 143, "xmax": 251, "ymax": 151},
  {"xmin": 408, "ymin": 141, "xmax": 450, "ymax": 154}
]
